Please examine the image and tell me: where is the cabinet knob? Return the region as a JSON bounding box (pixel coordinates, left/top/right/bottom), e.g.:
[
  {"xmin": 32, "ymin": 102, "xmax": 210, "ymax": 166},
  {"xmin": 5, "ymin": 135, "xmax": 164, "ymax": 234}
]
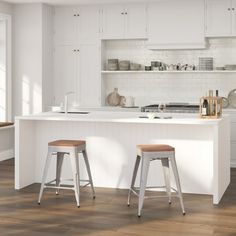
[
  {"xmin": 232, "ymin": 8, "xmax": 235, "ymax": 10},
  {"xmin": 77, "ymin": 14, "xmax": 80, "ymax": 16},
  {"xmin": 228, "ymin": 8, "xmax": 231, "ymax": 10},
  {"xmin": 121, "ymin": 12, "xmax": 124, "ymax": 15},
  {"xmin": 73, "ymin": 14, "xmax": 76, "ymax": 16},
  {"xmin": 125, "ymin": 12, "xmax": 128, "ymax": 15},
  {"xmin": 77, "ymin": 49, "xmax": 80, "ymax": 52},
  {"xmin": 73, "ymin": 49, "xmax": 76, "ymax": 52}
]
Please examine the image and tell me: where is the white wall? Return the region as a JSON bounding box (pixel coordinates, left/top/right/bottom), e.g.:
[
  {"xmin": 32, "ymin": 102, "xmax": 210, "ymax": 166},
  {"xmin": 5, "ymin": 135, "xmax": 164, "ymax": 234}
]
[
  {"xmin": 104, "ymin": 39, "xmax": 236, "ymax": 106},
  {"xmin": 42, "ymin": 4, "xmax": 54, "ymax": 111},
  {"xmin": 13, "ymin": 3, "xmax": 43, "ymax": 116}
]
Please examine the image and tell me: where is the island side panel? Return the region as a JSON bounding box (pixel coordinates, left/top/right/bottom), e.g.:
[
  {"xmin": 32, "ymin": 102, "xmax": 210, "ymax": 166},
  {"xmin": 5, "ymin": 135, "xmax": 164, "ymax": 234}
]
[
  {"xmin": 15, "ymin": 119, "xmax": 36, "ymax": 189},
  {"xmin": 213, "ymin": 116, "xmax": 231, "ymax": 204},
  {"xmin": 32, "ymin": 120, "xmax": 214, "ymax": 196}
]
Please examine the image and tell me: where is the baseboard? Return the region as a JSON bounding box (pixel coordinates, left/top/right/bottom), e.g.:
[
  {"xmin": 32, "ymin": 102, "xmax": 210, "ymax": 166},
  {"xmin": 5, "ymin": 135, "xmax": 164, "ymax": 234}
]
[
  {"xmin": 0, "ymin": 149, "xmax": 14, "ymax": 161},
  {"xmin": 231, "ymin": 160, "xmax": 236, "ymax": 168}
]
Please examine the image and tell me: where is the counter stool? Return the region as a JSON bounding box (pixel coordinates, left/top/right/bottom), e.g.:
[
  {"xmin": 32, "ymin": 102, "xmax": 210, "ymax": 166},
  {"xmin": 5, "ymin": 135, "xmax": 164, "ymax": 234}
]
[
  {"xmin": 127, "ymin": 144, "xmax": 185, "ymax": 217},
  {"xmin": 38, "ymin": 140, "xmax": 95, "ymax": 207}
]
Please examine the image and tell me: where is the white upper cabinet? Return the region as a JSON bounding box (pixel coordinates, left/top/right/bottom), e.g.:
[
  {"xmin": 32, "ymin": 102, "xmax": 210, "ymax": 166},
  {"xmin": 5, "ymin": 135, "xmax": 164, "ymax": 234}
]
[
  {"xmin": 54, "ymin": 45, "xmax": 78, "ymax": 105},
  {"xmin": 147, "ymin": 0, "xmax": 205, "ymax": 49},
  {"xmin": 205, "ymin": 0, "xmax": 232, "ymax": 37},
  {"xmin": 54, "ymin": 6, "xmax": 100, "ymax": 45},
  {"xmin": 78, "ymin": 6, "xmax": 100, "ymax": 44},
  {"xmin": 101, "ymin": 4, "xmax": 147, "ymax": 39},
  {"xmin": 54, "ymin": 7, "xmax": 77, "ymax": 45}
]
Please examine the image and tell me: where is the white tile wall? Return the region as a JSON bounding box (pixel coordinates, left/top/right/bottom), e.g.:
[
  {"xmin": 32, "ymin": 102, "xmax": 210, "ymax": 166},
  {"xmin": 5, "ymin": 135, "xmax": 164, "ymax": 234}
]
[{"xmin": 103, "ymin": 38, "xmax": 236, "ymax": 106}]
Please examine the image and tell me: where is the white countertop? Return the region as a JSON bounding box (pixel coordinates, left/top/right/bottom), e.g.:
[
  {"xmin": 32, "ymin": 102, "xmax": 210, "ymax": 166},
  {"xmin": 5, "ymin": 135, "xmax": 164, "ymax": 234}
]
[{"xmin": 15, "ymin": 111, "xmax": 227, "ymax": 125}]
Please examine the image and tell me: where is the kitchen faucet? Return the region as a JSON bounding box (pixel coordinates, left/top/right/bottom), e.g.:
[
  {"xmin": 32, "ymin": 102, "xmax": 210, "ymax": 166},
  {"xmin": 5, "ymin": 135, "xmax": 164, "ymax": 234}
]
[{"xmin": 64, "ymin": 91, "xmax": 75, "ymax": 114}]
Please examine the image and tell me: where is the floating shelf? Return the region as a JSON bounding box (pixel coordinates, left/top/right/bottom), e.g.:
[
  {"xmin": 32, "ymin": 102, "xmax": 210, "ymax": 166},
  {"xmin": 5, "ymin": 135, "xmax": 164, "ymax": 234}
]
[{"xmin": 101, "ymin": 70, "xmax": 236, "ymax": 74}]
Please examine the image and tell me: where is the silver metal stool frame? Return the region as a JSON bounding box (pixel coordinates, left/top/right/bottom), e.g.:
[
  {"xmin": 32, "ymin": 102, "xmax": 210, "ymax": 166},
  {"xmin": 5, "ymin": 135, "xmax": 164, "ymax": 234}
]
[
  {"xmin": 127, "ymin": 149, "xmax": 185, "ymax": 217},
  {"xmin": 38, "ymin": 144, "xmax": 95, "ymax": 207}
]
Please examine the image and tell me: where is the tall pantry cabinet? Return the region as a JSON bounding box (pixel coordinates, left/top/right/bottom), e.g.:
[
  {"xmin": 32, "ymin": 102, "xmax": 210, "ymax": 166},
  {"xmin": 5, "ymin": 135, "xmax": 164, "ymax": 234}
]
[{"xmin": 53, "ymin": 6, "xmax": 101, "ymax": 107}]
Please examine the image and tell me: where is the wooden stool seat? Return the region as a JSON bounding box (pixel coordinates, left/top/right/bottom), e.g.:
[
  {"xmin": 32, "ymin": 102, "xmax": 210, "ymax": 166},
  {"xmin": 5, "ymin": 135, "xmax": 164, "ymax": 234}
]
[
  {"xmin": 137, "ymin": 144, "xmax": 175, "ymax": 153},
  {"xmin": 48, "ymin": 140, "xmax": 86, "ymax": 147}
]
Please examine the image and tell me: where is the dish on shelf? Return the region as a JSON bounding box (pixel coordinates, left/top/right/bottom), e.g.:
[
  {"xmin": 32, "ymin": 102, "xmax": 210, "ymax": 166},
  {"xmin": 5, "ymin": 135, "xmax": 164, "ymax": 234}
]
[
  {"xmin": 222, "ymin": 97, "xmax": 229, "ymax": 108},
  {"xmin": 228, "ymin": 89, "xmax": 236, "ymax": 108},
  {"xmin": 225, "ymin": 64, "xmax": 236, "ymax": 70}
]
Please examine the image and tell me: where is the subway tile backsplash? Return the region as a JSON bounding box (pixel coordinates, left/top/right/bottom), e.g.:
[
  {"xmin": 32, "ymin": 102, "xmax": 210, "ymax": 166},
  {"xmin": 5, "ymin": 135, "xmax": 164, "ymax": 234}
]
[{"xmin": 104, "ymin": 38, "xmax": 236, "ymax": 106}]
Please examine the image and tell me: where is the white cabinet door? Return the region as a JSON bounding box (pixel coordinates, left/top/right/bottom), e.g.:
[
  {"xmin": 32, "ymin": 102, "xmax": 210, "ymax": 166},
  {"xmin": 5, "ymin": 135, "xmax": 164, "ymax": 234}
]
[
  {"xmin": 125, "ymin": 4, "xmax": 147, "ymax": 39},
  {"xmin": 54, "ymin": 7, "xmax": 77, "ymax": 45},
  {"xmin": 147, "ymin": 0, "xmax": 205, "ymax": 49},
  {"xmin": 231, "ymin": 0, "xmax": 236, "ymax": 35},
  {"xmin": 102, "ymin": 5, "xmax": 125, "ymax": 39},
  {"xmin": 78, "ymin": 6, "xmax": 100, "ymax": 44},
  {"xmin": 206, "ymin": 0, "xmax": 231, "ymax": 37},
  {"xmin": 53, "ymin": 45, "xmax": 77, "ymax": 105},
  {"xmin": 78, "ymin": 44, "xmax": 101, "ymax": 107}
]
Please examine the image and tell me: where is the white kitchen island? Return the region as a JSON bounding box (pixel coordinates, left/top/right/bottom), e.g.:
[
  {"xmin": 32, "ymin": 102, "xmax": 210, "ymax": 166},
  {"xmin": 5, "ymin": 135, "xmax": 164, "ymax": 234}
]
[{"xmin": 15, "ymin": 111, "xmax": 230, "ymax": 204}]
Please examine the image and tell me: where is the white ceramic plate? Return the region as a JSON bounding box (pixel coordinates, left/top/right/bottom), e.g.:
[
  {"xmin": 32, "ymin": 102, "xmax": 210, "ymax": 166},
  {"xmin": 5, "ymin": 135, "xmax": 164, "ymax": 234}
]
[
  {"xmin": 222, "ymin": 97, "xmax": 229, "ymax": 108},
  {"xmin": 228, "ymin": 90, "xmax": 236, "ymax": 108}
]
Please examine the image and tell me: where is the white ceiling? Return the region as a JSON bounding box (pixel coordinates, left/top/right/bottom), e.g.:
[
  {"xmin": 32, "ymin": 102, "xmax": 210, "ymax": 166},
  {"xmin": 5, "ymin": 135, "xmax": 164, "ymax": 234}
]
[{"xmin": 2, "ymin": 0, "xmax": 153, "ymax": 5}]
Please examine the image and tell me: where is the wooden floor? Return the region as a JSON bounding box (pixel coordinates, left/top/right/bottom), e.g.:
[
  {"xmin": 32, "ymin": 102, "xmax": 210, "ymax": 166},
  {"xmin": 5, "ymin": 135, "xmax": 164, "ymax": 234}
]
[{"xmin": 0, "ymin": 159, "xmax": 236, "ymax": 236}]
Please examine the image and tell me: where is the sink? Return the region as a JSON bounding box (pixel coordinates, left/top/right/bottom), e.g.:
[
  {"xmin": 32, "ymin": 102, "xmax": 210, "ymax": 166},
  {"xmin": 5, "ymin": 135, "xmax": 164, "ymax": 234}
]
[{"xmin": 59, "ymin": 111, "xmax": 90, "ymax": 114}]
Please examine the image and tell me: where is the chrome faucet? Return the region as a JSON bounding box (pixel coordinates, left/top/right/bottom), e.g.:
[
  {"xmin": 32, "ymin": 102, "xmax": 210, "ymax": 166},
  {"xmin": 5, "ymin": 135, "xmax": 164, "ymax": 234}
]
[{"xmin": 64, "ymin": 91, "xmax": 75, "ymax": 114}]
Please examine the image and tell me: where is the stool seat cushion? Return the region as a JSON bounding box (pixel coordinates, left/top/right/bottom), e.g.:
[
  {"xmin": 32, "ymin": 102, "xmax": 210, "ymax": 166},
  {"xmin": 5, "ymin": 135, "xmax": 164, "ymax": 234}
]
[
  {"xmin": 48, "ymin": 140, "xmax": 86, "ymax": 147},
  {"xmin": 137, "ymin": 144, "xmax": 175, "ymax": 153}
]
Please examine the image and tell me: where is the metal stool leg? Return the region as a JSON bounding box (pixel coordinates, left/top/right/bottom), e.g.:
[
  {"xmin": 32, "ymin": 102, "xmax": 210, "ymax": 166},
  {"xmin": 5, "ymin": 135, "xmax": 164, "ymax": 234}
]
[
  {"xmin": 56, "ymin": 153, "xmax": 64, "ymax": 195},
  {"xmin": 170, "ymin": 156, "xmax": 185, "ymax": 215},
  {"xmin": 38, "ymin": 150, "xmax": 52, "ymax": 204},
  {"xmin": 70, "ymin": 150, "xmax": 80, "ymax": 207},
  {"xmin": 161, "ymin": 158, "xmax": 171, "ymax": 204},
  {"xmin": 138, "ymin": 156, "xmax": 150, "ymax": 217},
  {"xmin": 127, "ymin": 155, "xmax": 141, "ymax": 206},
  {"xmin": 82, "ymin": 150, "xmax": 96, "ymax": 199}
]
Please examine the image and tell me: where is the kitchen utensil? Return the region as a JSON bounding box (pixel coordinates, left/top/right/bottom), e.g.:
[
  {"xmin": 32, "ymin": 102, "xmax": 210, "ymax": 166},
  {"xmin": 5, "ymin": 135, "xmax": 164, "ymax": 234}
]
[
  {"xmin": 107, "ymin": 88, "xmax": 121, "ymax": 106},
  {"xmin": 199, "ymin": 57, "xmax": 213, "ymax": 71},
  {"xmin": 130, "ymin": 63, "xmax": 141, "ymax": 71},
  {"xmin": 145, "ymin": 66, "xmax": 151, "ymax": 71},
  {"xmin": 107, "ymin": 59, "xmax": 119, "ymax": 71},
  {"xmin": 228, "ymin": 89, "xmax": 236, "ymax": 108},
  {"xmin": 225, "ymin": 64, "xmax": 236, "ymax": 70},
  {"xmin": 119, "ymin": 60, "xmax": 130, "ymax": 70},
  {"xmin": 125, "ymin": 96, "xmax": 135, "ymax": 107}
]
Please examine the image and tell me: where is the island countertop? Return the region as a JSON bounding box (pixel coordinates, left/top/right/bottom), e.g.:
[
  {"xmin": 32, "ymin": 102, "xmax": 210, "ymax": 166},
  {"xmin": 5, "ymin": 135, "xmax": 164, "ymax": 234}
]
[{"xmin": 15, "ymin": 111, "xmax": 227, "ymax": 125}]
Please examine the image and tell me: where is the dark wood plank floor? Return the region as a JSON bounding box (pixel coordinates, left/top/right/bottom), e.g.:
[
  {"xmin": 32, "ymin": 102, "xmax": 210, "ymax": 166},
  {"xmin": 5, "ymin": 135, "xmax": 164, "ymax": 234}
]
[{"xmin": 0, "ymin": 159, "xmax": 236, "ymax": 236}]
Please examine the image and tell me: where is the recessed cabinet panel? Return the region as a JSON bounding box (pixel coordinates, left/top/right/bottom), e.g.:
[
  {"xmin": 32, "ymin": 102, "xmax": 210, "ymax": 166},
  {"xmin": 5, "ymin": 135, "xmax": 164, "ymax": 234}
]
[
  {"xmin": 54, "ymin": 7, "xmax": 77, "ymax": 45},
  {"xmin": 147, "ymin": 0, "xmax": 205, "ymax": 49},
  {"xmin": 79, "ymin": 45, "xmax": 101, "ymax": 107},
  {"xmin": 53, "ymin": 46, "xmax": 77, "ymax": 105},
  {"xmin": 79, "ymin": 6, "xmax": 100, "ymax": 44},
  {"xmin": 125, "ymin": 4, "xmax": 147, "ymax": 39},
  {"xmin": 206, "ymin": 0, "xmax": 232, "ymax": 37},
  {"xmin": 102, "ymin": 5, "xmax": 125, "ymax": 39}
]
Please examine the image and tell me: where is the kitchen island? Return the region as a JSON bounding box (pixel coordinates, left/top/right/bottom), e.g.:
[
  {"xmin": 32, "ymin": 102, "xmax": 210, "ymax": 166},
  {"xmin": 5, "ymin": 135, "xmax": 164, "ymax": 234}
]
[{"xmin": 15, "ymin": 111, "xmax": 230, "ymax": 204}]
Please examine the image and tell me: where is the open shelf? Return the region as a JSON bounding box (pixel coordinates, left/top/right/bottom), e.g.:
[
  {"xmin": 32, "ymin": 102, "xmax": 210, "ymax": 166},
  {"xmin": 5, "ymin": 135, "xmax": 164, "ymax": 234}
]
[{"xmin": 101, "ymin": 70, "xmax": 236, "ymax": 74}]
